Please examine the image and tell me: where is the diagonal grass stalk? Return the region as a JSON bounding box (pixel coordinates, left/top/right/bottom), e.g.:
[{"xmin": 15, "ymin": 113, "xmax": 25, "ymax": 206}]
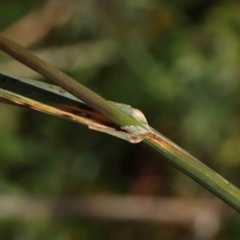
[{"xmin": 1, "ymin": 35, "xmax": 240, "ymax": 212}]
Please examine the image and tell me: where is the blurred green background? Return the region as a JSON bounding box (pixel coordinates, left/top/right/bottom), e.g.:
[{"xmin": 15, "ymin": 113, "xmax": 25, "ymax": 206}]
[{"xmin": 0, "ymin": 0, "xmax": 240, "ymax": 239}]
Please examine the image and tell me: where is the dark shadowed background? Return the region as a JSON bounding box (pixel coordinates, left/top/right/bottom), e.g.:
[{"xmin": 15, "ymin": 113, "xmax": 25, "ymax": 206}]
[{"xmin": 0, "ymin": 0, "xmax": 240, "ymax": 239}]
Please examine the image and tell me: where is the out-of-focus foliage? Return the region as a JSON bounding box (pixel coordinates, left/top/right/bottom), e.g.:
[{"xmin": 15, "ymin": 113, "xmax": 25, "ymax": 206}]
[{"xmin": 0, "ymin": 0, "xmax": 240, "ymax": 239}]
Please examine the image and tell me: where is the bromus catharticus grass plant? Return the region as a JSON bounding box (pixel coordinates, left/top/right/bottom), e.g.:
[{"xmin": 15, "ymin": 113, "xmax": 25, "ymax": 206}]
[{"xmin": 0, "ymin": 34, "xmax": 240, "ymax": 212}]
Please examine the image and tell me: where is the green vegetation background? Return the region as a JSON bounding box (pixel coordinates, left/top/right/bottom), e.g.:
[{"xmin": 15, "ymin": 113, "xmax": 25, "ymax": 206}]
[{"xmin": 0, "ymin": 0, "xmax": 240, "ymax": 239}]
